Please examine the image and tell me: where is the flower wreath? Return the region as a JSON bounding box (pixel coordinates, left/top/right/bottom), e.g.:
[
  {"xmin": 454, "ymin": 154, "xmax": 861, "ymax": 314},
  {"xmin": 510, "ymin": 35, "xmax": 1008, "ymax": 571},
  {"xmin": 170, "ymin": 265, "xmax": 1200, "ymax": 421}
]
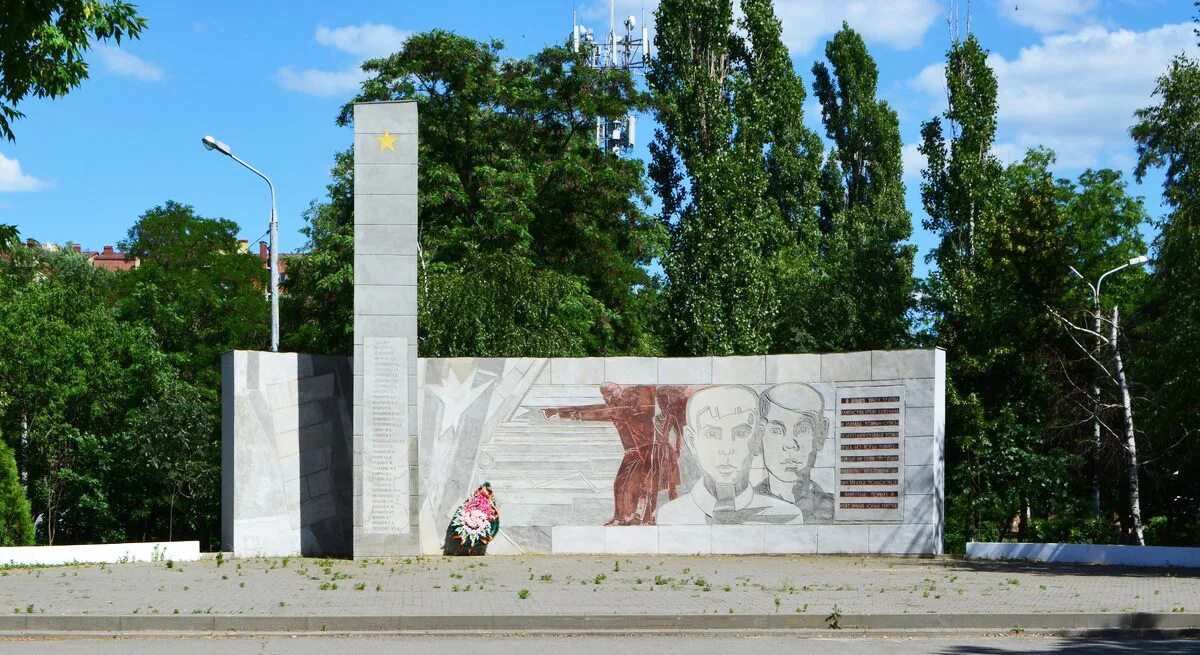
[{"xmin": 450, "ymin": 482, "xmax": 500, "ymax": 548}]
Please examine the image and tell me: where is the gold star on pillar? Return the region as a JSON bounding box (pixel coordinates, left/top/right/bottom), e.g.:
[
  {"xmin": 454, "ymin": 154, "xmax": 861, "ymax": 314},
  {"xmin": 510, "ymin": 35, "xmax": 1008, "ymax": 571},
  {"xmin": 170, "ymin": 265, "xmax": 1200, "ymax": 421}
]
[{"xmin": 376, "ymin": 130, "xmax": 397, "ymax": 152}]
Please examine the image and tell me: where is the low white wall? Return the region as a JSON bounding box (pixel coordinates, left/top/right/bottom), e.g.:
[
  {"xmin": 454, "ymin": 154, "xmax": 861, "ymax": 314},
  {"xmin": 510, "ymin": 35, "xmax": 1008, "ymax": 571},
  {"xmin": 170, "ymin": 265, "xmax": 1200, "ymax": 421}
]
[
  {"xmin": 0, "ymin": 541, "xmax": 201, "ymax": 566},
  {"xmin": 967, "ymin": 542, "xmax": 1200, "ymax": 568}
]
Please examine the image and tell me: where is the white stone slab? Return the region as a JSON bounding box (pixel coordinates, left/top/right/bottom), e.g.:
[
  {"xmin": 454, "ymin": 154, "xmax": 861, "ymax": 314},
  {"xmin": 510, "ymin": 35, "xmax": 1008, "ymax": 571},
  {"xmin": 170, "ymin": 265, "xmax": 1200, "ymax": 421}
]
[
  {"xmin": 904, "ymin": 465, "xmax": 935, "ymax": 495},
  {"xmin": 904, "ymin": 378, "xmax": 935, "ymax": 409},
  {"xmin": 353, "ymin": 101, "xmax": 418, "ymax": 135},
  {"xmin": 817, "ymin": 525, "xmax": 871, "ymax": 554},
  {"xmin": 765, "ymin": 354, "xmax": 820, "ymax": 383},
  {"xmin": 550, "ymin": 358, "xmax": 606, "ymax": 385},
  {"xmin": 604, "ymin": 527, "xmax": 659, "ymax": 554},
  {"xmin": 658, "ymin": 357, "xmax": 712, "ymax": 384},
  {"xmin": 658, "ymin": 525, "xmax": 711, "ymax": 555},
  {"xmin": 712, "ymin": 356, "xmax": 766, "ymax": 384},
  {"xmin": 899, "ymin": 349, "xmax": 938, "ymax": 378},
  {"xmin": 821, "ymin": 352, "xmax": 873, "ymax": 382},
  {"xmin": 0, "ymin": 541, "xmax": 201, "ymax": 567},
  {"xmin": 764, "ymin": 526, "xmax": 818, "ymax": 554},
  {"xmin": 551, "ymin": 526, "xmax": 605, "ymax": 554},
  {"xmin": 869, "ymin": 523, "xmax": 937, "ymax": 555},
  {"xmin": 710, "ymin": 525, "xmax": 765, "ymax": 554},
  {"xmin": 905, "ymin": 406, "xmax": 935, "ymax": 437},
  {"xmin": 604, "ymin": 358, "xmax": 658, "ymax": 384},
  {"xmin": 871, "ymin": 350, "xmax": 902, "ymax": 380},
  {"xmin": 966, "ymin": 542, "xmax": 1200, "ymax": 568},
  {"xmin": 906, "ymin": 436, "xmax": 935, "ymax": 466}
]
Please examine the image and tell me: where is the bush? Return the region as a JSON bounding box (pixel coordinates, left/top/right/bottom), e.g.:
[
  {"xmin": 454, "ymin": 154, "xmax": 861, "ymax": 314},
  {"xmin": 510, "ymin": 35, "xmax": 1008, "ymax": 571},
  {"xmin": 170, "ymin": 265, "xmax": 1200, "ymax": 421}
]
[{"xmin": 0, "ymin": 438, "xmax": 34, "ymax": 546}]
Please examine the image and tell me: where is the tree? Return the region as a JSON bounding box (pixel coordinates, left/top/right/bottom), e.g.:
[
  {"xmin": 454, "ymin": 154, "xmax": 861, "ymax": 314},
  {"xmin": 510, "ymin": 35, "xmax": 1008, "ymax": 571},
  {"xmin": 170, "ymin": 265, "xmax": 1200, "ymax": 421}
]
[
  {"xmin": 810, "ymin": 24, "xmax": 916, "ymax": 351},
  {"xmin": 1131, "ymin": 54, "xmax": 1200, "ymax": 545},
  {"xmin": 335, "ymin": 30, "xmax": 664, "ymax": 357},
  {"xmin": 649, "ymin": 0, "xmax": 823, "ymax": 355},
  {"xmin": 281, "ymin": 152, "xmax": 355, "ymax": 356},
  {"xmin": 118, "ymin": 200, "xmax": 269, "ymax": 391},
  {"xmin": 0, "ymin": 436, "xmax": 34, "ymax": 546},
  {"xmin": 0, "ymin": 1, "xmax": 147, "ymax": 141}
]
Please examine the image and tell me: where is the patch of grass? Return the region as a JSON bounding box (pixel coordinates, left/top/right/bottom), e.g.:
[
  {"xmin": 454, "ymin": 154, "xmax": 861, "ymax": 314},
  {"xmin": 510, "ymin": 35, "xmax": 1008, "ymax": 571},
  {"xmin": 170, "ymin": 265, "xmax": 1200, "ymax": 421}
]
[
  {"xmin": 239, "ymin": 582, "xmax": 245, "ymax": 589},
  {"xmin": 653, "ymin": 575, "xmax": 672, "ymax": 586},
  {"xmin": 539, "ymin": 574, "xmax": 552, "ymax": 582},
  {"xmin": 593, "ymin": 573, "xmax": 606, "ymax": 585},
  {"xmin": 319, "ymin": 582, "xmax": 338, "ymax": 591},
  {"xmin": 1006, "ymin": 578, "xmax": 1020, "ymax": 585},
  {"xmin": 165, "ymin": 560, "xmax": 174, "ymax": 569},
  {"xmin": 354, "ymin": 583, "xmax": 366, "ymax": 591},
  {"xmin": 518, "ymin": 589, "xmax": 530, "ymax": 600}
]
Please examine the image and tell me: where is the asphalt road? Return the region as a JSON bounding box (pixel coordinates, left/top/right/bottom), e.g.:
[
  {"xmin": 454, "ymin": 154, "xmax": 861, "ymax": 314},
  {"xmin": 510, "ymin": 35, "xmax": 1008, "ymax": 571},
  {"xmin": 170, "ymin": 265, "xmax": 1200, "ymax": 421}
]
[{"xmin": 0, "ymin": 635, "xmax": 1197, "ymax": 654}]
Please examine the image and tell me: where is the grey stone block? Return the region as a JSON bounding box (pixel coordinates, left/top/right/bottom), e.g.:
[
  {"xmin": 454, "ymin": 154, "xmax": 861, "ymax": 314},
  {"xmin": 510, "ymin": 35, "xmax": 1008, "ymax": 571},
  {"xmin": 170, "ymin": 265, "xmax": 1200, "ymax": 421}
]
[
  {"xmin": 872, "ymin": 350, "xmax": 902, "ymax": 380},
  {"xmin": 354, "ymin": 132, "xmax": 418, "ymax": 165},
  {"xmin": 869, "ymin": 523, "xmax": 937, "ymax": 555},
  {"xmin": 658, "ymin": 525, "xmax": 711, "ymax": 554},
  {"xmin": 354, "ymin": 315, "xmax": 419, "ymax": 341},
  {"xmin": 604, "ymin": 526, "xmax": 658, "ymax": 554},
  {"xmin": 898, "ymin": 349, "xmax": 938, "ymax": 378},
  {"xmin": 904, "ymin": 378, "xmax": 935, "ymax": 409},
  {"xmin": 906, "ymin": 436, "xmax": 935, "ymax": 466},
  {"xmin": 712, "ymin": 355, "xmax": 765, "ymax": 384},
  {"xmin": 817, "ymin": 525, "xmax": 871, "ymax": 554},
  {"xmin": 354, "ymin": 254, "xmax": 418, "ymax": 286},
  {"xmin": 764, "ymin": 525, "xmax": 818, "ymax": 554},
  {"xmin": 603, "ymin": 357, "xmax": 658, "ymax": 384},
  {"xmin": 353, "ymin": 100, "xmax": 418, "ymax": 135},
  {"xmin": 355, "ymin": 194, "xmax": 418, "ymax": 225},
  {"xmin": 355, "ymin": 224, "xmax": 420, "ymax": 256},
  {"xmin": 550, "ymin": 358, "xmax": 605, "ymax": 385},
  {"xmin": 355, "ymin": 163, "xmax": 418, "ymax": 196},
  {"xmin": 711, "ymin": 525, "xmax": 765, "ymax": 554},
  {"xmin": 821, "ymin": 352, "xmax": 873, "ymax": 382},
  {"xmin": 903, "ymin": 493, "xmax": 936, "ymax": 524},
  {"xmin": 905, "ymin": 406, "xmax": 935, "ymax": 437},
  {"xmin": 904, "ymin": 465, "xmax": 935, "ymax": 496},
  {"xmin": 354, "ymin": 285, "xmax": 418, "ymax": 317},
  {"xmin": 765, "ymin": 354, "xmax": 820, "ymax": 382},
  {"xmin": 658, "ymin": 357, "xmax": 713, "ymax": 384}
]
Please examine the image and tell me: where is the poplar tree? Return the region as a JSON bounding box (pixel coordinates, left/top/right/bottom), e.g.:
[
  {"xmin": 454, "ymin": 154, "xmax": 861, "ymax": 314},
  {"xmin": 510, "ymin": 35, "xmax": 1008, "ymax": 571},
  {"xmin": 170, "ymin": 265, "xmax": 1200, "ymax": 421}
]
[
  {"xmin": 649, "ymin": 0, "xmax": 822, "ymax": 355},
  {"xmin": 810, "ymin": 24, "xmax": 915, "ymax": 351}
]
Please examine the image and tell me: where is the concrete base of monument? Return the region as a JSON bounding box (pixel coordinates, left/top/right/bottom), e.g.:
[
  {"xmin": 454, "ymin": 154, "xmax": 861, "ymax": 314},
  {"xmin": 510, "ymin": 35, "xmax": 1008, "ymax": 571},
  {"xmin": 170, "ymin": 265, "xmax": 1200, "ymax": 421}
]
[
  {"xmin": 0, "ymin": 541, "xmax": 200, "ymax": 566},
  {"xmin": 967, "ymin": 542, "xmax": 1200, "ymax": 568}
]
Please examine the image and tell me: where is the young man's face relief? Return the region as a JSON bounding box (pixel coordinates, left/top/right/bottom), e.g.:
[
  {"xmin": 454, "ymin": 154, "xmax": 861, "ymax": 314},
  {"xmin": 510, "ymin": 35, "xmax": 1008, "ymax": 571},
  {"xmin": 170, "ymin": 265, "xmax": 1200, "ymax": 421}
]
[
  {"xmin": 685, "ymin": 388, "xmax": 759, "ymax": 487},
  {"xmin": 762, "ymin": 406, "xmax": 822, "ymax": 483}
]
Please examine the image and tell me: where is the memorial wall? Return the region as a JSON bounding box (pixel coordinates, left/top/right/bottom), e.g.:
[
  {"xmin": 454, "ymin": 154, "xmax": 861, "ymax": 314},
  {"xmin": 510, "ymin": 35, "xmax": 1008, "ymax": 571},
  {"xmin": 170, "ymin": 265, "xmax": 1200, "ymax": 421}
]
[
  {"xmin": 418, "ymin": 352, "xmax": 945, "ymax": 555},
  {"xmin": 222, "ymin": 101, "xmax": 946, "ymax": 558}
]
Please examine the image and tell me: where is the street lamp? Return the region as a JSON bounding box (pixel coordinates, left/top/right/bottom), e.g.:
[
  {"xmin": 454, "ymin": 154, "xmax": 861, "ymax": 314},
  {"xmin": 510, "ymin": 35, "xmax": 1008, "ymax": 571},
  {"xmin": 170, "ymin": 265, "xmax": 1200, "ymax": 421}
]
[
  {"xmin": 1068, "ymin": 254, "xmax": 1150, "ymax": 540},
  {"xmin": 201, "ymin": 135, "xmax": 280, "ymax": 352}
]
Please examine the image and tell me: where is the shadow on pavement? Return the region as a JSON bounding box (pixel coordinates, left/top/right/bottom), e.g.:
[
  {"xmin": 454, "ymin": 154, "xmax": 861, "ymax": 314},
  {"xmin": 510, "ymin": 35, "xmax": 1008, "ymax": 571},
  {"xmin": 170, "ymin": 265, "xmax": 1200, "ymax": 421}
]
[
  {"xmin": 938, "ymin": 637, "xmax": 1200, "ymax": 654},
  {"xmin": 939, "ymin": 558, "xmax": 1200, "ymax": 579}
]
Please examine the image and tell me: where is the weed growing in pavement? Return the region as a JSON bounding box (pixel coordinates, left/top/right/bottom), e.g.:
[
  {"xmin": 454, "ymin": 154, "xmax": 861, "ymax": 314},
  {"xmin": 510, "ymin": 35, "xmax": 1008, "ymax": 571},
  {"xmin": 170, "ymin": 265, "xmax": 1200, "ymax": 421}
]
[
  {"xmin": 518, "ymin": 589, "xmax": 529, "ymax": 600},
  {"xmin": 826, "ymin": 605, "xmax": 842, "ymax": 630},
  {"xmin": 319, "ymin": 582, "xmax": 338, "ymax": 591},
  {"xmin": 593, "ymin": 573, "xmax": 606, "ymax": 585}
]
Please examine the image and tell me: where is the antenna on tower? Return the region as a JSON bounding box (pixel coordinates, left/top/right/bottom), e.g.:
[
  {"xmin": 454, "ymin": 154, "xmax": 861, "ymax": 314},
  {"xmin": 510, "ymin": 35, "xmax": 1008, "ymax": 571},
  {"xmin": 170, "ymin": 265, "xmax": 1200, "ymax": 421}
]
[{"xmin": 571, "ymin": 0, "xmax": 650, "ymax": 153}]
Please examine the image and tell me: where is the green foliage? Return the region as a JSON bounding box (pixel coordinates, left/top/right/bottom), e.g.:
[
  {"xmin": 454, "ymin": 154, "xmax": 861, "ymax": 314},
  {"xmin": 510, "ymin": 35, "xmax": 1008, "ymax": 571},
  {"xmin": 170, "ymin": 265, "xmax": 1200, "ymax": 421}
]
[
  {"xmin": 0, "ymin": 1, "xmax": 147, "ymax": 141},
  {"xmin": 1131, "ymin": 54, "xmax": 1200, "ymax": 545},
  {"xmin": 809, "ymin": 23, "xmax": 915, "ymax": 351},
  {"xmin": 335, "ymin": 30, "xmax": 664, "ymax": 357},
  {"xmin": 649, "ymin": 0, "xmax": 823, "ymax": 355},
  {"xmin": 0, "ymin": 438, "xmax": 33, "ymax": 546},
  {"xmin": 118, "ymin": 200, "xmax": 269, "ymax": 391},
  {"xmin": 281, "ymin": 152, "xmax": 355, "ymax": 356}
]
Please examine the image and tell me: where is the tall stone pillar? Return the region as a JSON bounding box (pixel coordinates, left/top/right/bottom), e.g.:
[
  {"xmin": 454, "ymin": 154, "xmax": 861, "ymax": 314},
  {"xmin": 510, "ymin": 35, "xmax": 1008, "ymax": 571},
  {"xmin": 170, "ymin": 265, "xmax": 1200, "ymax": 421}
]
[{"xmin": 352, "ymin": 101, "xmax": 421, "ymax": 556}]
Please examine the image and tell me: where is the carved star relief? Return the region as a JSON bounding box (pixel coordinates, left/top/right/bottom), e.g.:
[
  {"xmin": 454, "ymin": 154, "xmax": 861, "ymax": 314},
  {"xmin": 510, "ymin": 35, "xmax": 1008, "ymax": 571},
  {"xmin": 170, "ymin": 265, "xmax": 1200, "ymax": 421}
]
[
  {"xmin": 428, "ymin": 367, "xmax": 491, "ymax": 435},
  {"xmin": 376, "ymin": 130, "xmax": 397, "ymax": 152}
]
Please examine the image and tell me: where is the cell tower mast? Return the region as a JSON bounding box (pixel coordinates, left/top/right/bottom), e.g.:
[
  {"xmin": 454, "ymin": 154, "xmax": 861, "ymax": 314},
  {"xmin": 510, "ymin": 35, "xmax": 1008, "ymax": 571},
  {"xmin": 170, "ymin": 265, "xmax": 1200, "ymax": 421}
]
[{"xmin": 572, "ymin": 1, "xmax": 651, "ymax": 153}]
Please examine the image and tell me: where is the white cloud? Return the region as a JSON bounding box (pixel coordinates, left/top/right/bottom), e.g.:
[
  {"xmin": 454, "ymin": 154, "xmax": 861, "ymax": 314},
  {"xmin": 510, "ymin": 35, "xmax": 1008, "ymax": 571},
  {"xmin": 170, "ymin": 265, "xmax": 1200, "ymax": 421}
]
[
  {"xmin": 275, "ymin": 65, "xmax": 367, "ymax": 97},
  {"xmin": 93, "ymin": 45, "xmax": 163, "ymax": 81},
  {"xmin": 277, "ymin": 23, "xmax": 410, "ymax": 97},
  {"xmin": 774, "ymin": 0, "xmax": 942, "ymax": 54},
  {"xmin": 315, "ymin": 23, "xmax": 412, "ymax": 59},
  {"xmin": 910, "ymin": 22, "xmax": 1197, "ymax": 171},
  {"xmin": 999, "ymin": 0, "xmax": 1098, "ymax": 33},
  {"xmin": 583, "ymin": 0, "xmax": 940, "ymax": 55},
  {"xmin": 902, "ymin": 142, "xmax": 927, "ymax": 182},
  {"xmin": 0, "ymin": 154, "xmax": 51, "ymax": 192}
]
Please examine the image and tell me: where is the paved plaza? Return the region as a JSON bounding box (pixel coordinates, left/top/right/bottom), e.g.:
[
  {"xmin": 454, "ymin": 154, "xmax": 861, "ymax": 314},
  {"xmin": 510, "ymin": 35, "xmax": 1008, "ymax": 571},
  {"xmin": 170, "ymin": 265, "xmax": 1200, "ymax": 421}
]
[{"xmin": 0, "ymin": 555, "xmax": 1196, "ymax": 623}]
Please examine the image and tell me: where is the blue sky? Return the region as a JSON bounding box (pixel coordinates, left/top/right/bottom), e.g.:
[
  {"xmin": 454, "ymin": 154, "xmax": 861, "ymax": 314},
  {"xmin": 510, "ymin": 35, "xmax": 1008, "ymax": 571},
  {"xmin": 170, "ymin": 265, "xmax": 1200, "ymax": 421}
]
[{"xmin": 0, "ymin": 0, "xmax": 1194, "ymax": 277}]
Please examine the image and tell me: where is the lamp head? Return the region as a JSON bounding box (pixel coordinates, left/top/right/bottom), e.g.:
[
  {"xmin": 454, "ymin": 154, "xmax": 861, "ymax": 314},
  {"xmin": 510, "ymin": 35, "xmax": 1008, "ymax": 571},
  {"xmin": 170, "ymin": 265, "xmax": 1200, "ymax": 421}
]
[
  {"xmin": 202, "ymin": 135, "xmax": 232, "ymax": 157},
  {"xmin": 1129, "ymin": 255, "xmax": 1150, "ymax": 267}
]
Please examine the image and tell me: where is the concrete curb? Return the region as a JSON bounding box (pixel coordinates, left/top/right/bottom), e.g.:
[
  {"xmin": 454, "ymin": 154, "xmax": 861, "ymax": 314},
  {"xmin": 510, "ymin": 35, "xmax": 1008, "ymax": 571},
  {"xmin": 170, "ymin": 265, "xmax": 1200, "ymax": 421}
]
[{"xmin": 0, "ymin": 613, "xmax": 1196, "ymax": 634}]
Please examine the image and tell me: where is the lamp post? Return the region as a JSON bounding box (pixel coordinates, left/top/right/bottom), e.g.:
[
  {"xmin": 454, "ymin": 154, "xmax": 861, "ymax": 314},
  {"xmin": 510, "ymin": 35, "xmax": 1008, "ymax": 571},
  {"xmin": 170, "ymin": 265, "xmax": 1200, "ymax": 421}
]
[
  {"xmin": 1069, "ymin": 254, "xmax": 1149, "ymax": 542},
  {"xmin": 202, "ymin": 135, "xmax": 279, "ymax": 352}
]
